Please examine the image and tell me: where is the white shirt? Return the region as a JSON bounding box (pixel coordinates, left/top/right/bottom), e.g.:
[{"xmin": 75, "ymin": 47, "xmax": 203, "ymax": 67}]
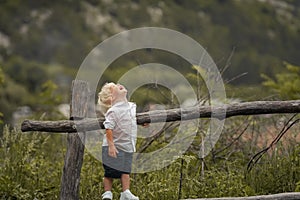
[{"xmin": 103, "ymin": 101, "xmax": 137, "ymax": 152}]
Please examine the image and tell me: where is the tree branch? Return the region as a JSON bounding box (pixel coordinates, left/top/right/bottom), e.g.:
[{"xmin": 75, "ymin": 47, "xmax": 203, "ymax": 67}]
[
  {"xmin": 21, "ymin": 100, "xmax": 300, "ymax": 133},
  {"xmin": 247, "ymin": 114, "xmax": 300, "ymax": 171}
]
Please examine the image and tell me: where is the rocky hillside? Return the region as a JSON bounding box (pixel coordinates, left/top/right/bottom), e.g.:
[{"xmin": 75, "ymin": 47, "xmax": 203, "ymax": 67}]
[{"xmin": 0, "ymin": 0, "xmax": 299, "ymax": 123}]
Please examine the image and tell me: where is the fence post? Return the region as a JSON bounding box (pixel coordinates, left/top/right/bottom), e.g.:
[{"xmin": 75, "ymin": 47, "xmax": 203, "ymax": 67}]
[{"xmin": 60, "ymin": 80, "xmax": 89, "ymax": 200}]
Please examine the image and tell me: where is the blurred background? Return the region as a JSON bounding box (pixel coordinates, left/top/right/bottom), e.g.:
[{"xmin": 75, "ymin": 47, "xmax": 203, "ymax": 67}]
[
  {"xmin": 1, "ymin": 0, "xmax": 300, "ymax": 128},
  {"xmin": 0, "ymin": 1, "xmax": 300, "ymax": 199}
]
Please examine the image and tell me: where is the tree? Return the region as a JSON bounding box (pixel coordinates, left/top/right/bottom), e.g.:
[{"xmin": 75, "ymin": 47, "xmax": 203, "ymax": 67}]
[
  {"xmin": 261, "ymin": 62, "xmax": 300, "ymax": 100},
  {"xmin": 0, "ymin": 66, "xmax": 4, "ymax": 124}
]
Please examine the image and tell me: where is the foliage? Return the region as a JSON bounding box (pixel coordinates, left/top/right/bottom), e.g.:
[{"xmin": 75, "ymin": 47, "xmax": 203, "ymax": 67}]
[
  {"xmin": 0, "ymin": 0, "xmax": 300, "ymax": 199},
  {"xmin": 2, "ymin": 56, "xmax": 50, "ymax": 93},
  {"xmin": 80, "ymin": 152, "xmax": 104, "ymax": 199},
  {"xmin": 130, "ymin": 155, "xmax": 254, "ymax": 199},
  {"xmin": 0, "ymin": 56, "xmax": 49, "ymax": 125},
  {"xmin": 0, "ymin": 110, "xmax": 2, "ymax": 125},
  {"xmin": 0, "ymin": 66, "xmax": 4, "ymax": 85},
  {"xmin": 0, "ymin": 67, "xmax": 4, "ymax": 125},
  {"xmin": 0, "ymin": 126, "xmax": 65, "ymax": 199},
  {"xmin": 261, "ymin": 62, "xmax": 300, "ymax": 99},
  {"xmin": 29, "ymin": 80, "xmax": 65, "ymax": 121},
  {"xmin": 0, "ymin": 56, "xmax": 70, "ymax": 125},
  {"xmin": 0, "ymin": 73, "xmax": 32, "ymax": 129},
  {"xmin": 39, "ymin": 80, "xmax": 62, "ymax": 105},
  {"xmin": 246, "ymin": 144, "xmax": 300, "ymax": 194},
  {"xmin": 0, "ymin": 114, "xmax": 299, "ymax": 199},
  {"xmin": 181, "ymin": 165, "xmax": 255, "ymax": 198},
  {"xmin": 0, "ymin": 0, "xmax": 299, "ymax": 84},
  {"xmin": 296, "ymin": 180, "xmax": 300, "ymax": 192},
  {"xmin": 1, "ymin": 0, "xmax": 300, "ymax": 123}
]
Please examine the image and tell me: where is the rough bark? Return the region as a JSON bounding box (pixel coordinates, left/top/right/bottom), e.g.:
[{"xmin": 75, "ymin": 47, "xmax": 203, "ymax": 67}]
[
  {"xmin": 21, "ymin": 100, "xmax": 300, "ymax": 133},
  {"xmin": 183, "ymin": 192, "xmax": 300, "ymax": 200},
  {"xmin": 59, "ymin": 80, "xmax": 89, "ymax": 200}
]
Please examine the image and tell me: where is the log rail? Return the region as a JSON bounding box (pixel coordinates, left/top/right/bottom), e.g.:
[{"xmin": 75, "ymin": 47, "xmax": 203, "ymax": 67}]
[
  {"xmin": 21, "ymin": 100, "xmax": 300, "ymax": 133},
  {"xmin": 183, "ymin": 192, "xmax": 300, "ymax": 200}
]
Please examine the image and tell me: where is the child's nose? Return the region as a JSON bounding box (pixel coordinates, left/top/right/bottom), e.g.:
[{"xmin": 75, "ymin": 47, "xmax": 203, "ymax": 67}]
[{"xmin": 117, "ymin": 84, "xmax": 124, "ymax": 89}]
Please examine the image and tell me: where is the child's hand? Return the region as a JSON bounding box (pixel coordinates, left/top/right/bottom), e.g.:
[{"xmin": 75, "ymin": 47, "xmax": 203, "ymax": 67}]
[
  {"xmin": 106, "ymin": 129, "xmax": 118, "ymax": 157},
  {"xmin": 108, "ymin": 144, "xmax": 119, "ymax": 158}
]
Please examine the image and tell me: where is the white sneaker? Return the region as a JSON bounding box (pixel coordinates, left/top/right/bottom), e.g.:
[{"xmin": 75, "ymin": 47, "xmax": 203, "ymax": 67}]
[
  {"xmin": 120, "ymin": 189, "xmax": 139, "ymax": 200},
  {"xmin": 102, "ymin": 191, "xmax": 113, "ymax": 200}
]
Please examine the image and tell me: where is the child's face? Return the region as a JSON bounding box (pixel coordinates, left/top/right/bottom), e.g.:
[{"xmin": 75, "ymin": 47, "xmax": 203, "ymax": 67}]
[{"xmin": 110, "ymin": 83, "xmax": 127, "ymax": 102}]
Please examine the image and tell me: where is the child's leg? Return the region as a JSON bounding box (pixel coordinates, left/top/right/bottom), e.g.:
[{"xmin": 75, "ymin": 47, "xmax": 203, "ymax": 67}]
[
  {"xmin": 120, "ymin": 174, "xmax": 130, "ymax": 191},
  {"xmin": 103, "ymin": 177, "xmax": 113, "ymax": 191}
]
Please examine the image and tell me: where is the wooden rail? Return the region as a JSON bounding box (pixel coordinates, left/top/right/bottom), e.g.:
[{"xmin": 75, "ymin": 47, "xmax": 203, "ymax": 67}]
[
  {"xmin": 183, "ymin": 192, "xmax": 300, "ymax": 200},
  {"xmin": 21, "ymin": 100, "xmax": 300, "ymax": 133}
]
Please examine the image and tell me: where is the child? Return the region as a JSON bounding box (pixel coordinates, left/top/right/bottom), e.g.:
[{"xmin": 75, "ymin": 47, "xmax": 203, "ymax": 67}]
[{"xmin": 98, "ymin": 82, "xmax": 139, "ymax": 200}]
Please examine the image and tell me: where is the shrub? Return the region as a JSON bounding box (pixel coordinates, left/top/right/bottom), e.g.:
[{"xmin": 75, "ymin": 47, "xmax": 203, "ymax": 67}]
[{"xmin": 0, "ymin": 126, "xmax": 64, "ymax": 199}]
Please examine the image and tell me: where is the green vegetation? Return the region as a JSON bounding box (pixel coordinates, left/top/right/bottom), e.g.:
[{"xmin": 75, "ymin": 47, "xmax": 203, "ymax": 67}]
[
  {"xmin": 0, "ymin": 0, "xmax": 300, "ymax": 199},
  {"xmin": 0, "ymin": 67, "xmax": 4, "ymax": 124},
  {"xmin": 262, "ymin": 62, "xmax": 300, "ymax": 100},
  {"xmin": 0, "ymin": 0, "xmax": 300, "ymax": 124},
  {"xmin": 0, "ymin": 126, "xmax": 64, "ymax": 199},
  {"xmin": 1, "ymin": 114, "xmax": 299, "ymax": 199}
]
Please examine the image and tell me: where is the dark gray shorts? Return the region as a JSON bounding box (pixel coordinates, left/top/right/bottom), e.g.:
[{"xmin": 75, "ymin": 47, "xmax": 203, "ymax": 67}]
[{"xmin": 102, "ymin": 146, "xmax": 133, "ymax": 179}]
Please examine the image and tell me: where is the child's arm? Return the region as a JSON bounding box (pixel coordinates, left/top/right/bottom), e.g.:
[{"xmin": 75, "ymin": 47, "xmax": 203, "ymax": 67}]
[{"xmin": 106, "ymin": 129, "xmax": 119, "ymax": 158}]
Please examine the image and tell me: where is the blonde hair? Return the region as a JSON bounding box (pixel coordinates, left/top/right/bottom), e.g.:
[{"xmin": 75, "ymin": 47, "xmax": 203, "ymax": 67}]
[{"xmin": 97, "ymin": 82, "xmax": 114, "ymax": 116}]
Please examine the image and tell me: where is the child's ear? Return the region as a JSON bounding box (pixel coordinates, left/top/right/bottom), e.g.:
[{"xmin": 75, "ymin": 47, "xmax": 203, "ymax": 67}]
[
  {"xmin": 100, "ymin": 96, "xmax": 112, "ymax": 105},
  {"xmin": 108, "ymin": 96, "xmax": 113, "ymax": 104},
  {"xmin": 109, "ymin": 85, "xmax": 115, "ymax": 93}
]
